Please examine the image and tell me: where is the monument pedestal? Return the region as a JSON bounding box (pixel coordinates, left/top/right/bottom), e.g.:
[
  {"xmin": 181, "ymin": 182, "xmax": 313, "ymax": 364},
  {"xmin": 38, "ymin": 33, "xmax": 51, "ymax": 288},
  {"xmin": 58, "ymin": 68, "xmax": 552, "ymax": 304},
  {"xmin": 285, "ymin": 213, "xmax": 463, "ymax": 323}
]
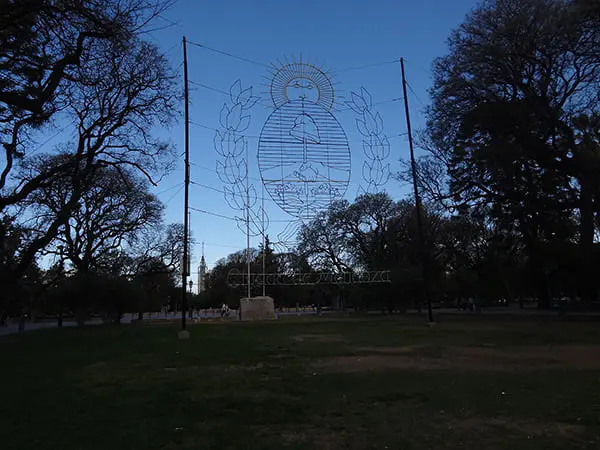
[
  {"xmin": 178, "ymin": 329, "xmax": 190, "ymax": 339},
  {"xmin": 239, "ymin": 296, "xmax": 276, "ymax": 321}
]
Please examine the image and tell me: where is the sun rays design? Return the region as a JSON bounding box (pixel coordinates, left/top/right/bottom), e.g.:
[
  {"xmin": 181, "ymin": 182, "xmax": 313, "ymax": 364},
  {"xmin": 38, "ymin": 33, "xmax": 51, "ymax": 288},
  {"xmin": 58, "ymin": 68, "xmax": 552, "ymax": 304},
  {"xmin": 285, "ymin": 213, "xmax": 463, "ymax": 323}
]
[
  {"xmin": 265, "ymin": 56, "xmax": 337, "ymax": 111},
  {"xmin": 258, "ymin": 58, "xmax": 350, "ymax": 223}
]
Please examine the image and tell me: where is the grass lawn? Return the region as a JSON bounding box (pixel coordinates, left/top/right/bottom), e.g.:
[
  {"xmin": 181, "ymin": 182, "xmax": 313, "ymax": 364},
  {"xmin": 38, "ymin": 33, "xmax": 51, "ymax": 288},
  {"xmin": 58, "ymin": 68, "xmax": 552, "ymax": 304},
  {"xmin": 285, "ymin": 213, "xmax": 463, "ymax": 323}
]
[{"xmin": 1, "ymin": 315, "xmax": 600, "ymax": 449}]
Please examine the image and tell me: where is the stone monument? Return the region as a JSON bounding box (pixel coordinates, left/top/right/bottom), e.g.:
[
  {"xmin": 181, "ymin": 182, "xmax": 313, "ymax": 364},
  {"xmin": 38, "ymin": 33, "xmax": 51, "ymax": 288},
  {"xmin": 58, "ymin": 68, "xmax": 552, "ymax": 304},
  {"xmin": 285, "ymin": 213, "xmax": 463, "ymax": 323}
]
[{"xmin": 239, "ymin": 296, "xmax": 276, "ymax": 321}]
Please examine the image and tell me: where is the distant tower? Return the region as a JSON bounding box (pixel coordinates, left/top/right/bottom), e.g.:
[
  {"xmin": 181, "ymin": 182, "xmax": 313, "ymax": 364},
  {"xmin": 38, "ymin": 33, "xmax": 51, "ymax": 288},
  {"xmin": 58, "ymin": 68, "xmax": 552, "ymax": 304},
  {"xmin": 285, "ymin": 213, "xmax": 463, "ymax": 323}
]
[{"xmin": 198, "ymin": 242, "xmax": 207, "ymax": 293}]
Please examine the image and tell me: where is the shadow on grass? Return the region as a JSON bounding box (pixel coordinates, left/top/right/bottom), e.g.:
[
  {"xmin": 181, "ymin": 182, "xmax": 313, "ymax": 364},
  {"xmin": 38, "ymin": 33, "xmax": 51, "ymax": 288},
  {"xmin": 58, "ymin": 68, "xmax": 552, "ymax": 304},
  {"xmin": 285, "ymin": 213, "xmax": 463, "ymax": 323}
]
[{"xmin": 1, "ymin": 316, "xmax": 600, "ymax": 449}]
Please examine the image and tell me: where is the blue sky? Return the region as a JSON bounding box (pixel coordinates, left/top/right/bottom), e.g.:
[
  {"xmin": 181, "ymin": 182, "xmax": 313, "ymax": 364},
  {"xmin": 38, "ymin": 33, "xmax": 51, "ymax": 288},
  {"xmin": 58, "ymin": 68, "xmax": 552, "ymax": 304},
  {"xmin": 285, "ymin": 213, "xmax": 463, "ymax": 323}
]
[
  {"xmin": 143, "ymin": 0, "xmax": 480, "ymax": 281},
  {"xmin": 29, "ymin": 0, "xmax": 473, "ymax": 284}
]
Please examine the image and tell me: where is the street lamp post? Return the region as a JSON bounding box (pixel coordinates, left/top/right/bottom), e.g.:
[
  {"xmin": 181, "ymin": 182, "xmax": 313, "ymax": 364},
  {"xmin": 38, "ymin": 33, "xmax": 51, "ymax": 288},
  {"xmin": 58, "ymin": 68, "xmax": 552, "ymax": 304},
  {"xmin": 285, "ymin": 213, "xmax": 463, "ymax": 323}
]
[
  {"xmin": 188, "ymin": 280, "xmax": 194, "ymax": 319},
  {"xmin": 57, "ymin": 245, "xmax": 64, "ymax": 328}
]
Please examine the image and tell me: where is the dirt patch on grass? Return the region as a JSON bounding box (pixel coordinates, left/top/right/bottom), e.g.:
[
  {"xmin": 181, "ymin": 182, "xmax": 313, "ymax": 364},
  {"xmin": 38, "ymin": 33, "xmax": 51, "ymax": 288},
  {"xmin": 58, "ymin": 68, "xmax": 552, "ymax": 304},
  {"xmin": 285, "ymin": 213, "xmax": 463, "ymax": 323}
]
[
  {"xmin": 450, "ymin": 416, "xmax": 586, "ymax": 438},
  {"xmin": 257, "ymin": 426, "xmax": 358, "ymax": 450},
  {"xmin": 315, "ymin": 354, "xmax": 450, "ymax": 372},
  {"xmin": 277, "ymin": 429, "xmax": 322, "ymax": 446},
  {"xmin": 357, "ymin": 345, "xmax": 433, "ymax": 354},
  {"xmin": 202, "ymin": 362, "xmax": 271, "ymax": 374},
  {"xmin": 292, "ymin": 334, "xmax": 345, "ymax": 343},
  {"xmin": 453, "ymin": 345, "xmax": 600, "ymax": 370},
  {"xmin": 314, "ymin": 345, "xmax": 600, "ymax": 373}
]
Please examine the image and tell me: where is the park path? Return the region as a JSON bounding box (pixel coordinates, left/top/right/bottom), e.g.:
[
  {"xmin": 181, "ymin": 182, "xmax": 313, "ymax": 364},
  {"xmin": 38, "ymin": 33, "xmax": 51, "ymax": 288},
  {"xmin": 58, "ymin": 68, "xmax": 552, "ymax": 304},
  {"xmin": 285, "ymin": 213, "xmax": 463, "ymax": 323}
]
[
  {"xmin": 5, "ymin": 307, "xmax": 593, "ymax": 337},
  {"xmin": 0, "ymin": 309, "xmax": 325, "ymax": 337}
]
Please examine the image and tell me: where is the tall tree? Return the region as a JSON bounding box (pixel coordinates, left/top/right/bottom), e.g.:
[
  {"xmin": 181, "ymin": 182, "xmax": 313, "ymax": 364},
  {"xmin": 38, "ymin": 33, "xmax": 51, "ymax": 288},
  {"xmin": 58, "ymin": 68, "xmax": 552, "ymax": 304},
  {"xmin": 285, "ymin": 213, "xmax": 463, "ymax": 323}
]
[
  {"xmin": 0, "ymin": 216, "xmax": 36, "ymax": 318},
  {"xmin": 0, "ymin": 0, "xmax": 174, "ymax": 196},
  {"xmin": 0, "ymin": 0, "xmax": 177, "ymax": 281},
  {"xmin": 330, "ymin": 193, "xmax": 399, "ymax": 270},
  {"xmin": 31, "ymin": 161, "xmax": 163, "ymax": 272},
  {"xmin": 297, "ymin": 203, "xmax": 353, "ymax": 273},
  {"xmin": 126, "ymin": 223, "xmax": 189, "ymax": 279},
  {"xmin": 426, "ymin": 0, "xmax": 600, "ymax": 305}
]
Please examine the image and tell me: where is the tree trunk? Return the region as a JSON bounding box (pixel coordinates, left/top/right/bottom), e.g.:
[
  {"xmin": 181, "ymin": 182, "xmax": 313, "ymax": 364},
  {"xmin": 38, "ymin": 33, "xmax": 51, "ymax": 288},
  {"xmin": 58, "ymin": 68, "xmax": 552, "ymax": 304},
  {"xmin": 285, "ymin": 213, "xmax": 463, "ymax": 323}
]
[
  {"xmin": 537, "ymin": 288, "xmax": 551, "ymax": 309},
  {"xmin": 75, "ymin": 308, "xmax": 87, "ymax": 326},
  {"xmin": 503, "ymin": 279, "xmax": 514, "ymax": 306},
  {"xmin": 578, "ymin": 176, "xmax": 597, "ymax": 303},
  {"xmin": 521, "ymin": 222, "xmax": 551, "ymax": 309},
  {"xmin": 537, "ymin": 271, "xmax": 552, "ymax": 309},
  {"xmin": 528, "ymin": 248, "xmax": 552, "ymax": 310}
]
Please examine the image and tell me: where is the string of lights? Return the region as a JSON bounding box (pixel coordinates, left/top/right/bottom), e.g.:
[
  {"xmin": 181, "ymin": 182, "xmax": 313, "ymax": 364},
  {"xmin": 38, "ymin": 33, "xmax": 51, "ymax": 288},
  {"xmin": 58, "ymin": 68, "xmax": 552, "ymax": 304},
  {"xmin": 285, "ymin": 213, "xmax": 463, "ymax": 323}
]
[
  {"xmin": 188, "ymin": 80, "xmax": 229, "ymax": 96},
  {"xmin": 188, "ymin": 206, "xmax": 237, "ymax": 221},
  {"xmin": 187, "ymin": 40, "xmax": 270, "ymax": 68},
  {"xmin": 187, "ymin": 40, "xmax": 411, "ymax": 76}
]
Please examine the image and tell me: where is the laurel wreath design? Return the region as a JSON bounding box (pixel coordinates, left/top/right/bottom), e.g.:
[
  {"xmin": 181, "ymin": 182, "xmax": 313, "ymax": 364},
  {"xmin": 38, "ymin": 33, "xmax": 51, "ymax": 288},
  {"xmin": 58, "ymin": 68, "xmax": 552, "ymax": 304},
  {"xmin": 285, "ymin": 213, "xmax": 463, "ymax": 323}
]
[
  {"xmin": 346, "ymin": 87, "xmax": 391, "ymax": 194},
  {"xmin": 214, "ymin": 80, "xmax": 266, "ymax": 237}
]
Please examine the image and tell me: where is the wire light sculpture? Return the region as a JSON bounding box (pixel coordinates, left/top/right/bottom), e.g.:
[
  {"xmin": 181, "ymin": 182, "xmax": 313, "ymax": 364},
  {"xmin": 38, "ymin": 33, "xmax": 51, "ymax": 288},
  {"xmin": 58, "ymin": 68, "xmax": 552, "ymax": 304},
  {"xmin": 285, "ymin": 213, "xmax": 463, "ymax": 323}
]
[
  {"xmin": 213, "ymin": 62, "xmax": 392, "ymax": 253},
  {"xmin": 346, "ymin": 87, "xmax": 391, "ymax": 196},
  {"xmin": 227, "ymin": 268, "xmax": 391, "ymax": 287},
  {"xmin": 214, "ymin": 80, "xmax": 267, "ymax": 237},
  {"xmin": 258, "ymin": 60, "xmax": 351, "ymax": 248}
]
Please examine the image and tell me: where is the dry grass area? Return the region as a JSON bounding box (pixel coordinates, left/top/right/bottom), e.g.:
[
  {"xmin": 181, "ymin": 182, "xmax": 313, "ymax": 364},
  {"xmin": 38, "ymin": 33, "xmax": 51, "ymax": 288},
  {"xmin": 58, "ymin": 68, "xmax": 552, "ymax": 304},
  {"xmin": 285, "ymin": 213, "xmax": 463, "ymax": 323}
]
[
  {"xmin": 314, "ymin": 344, "xmax": 600, "ymax": 372},
  {"xmin": 2, "ymin": 315, "xmax": 600, "ymax": 449},
  {"xmin": 292, "ymin": 333, "xmax": 345, "ymax": 343},
  {"xmin": 448, "ymin": 416, "xmax": 586, "ymax": 438}
]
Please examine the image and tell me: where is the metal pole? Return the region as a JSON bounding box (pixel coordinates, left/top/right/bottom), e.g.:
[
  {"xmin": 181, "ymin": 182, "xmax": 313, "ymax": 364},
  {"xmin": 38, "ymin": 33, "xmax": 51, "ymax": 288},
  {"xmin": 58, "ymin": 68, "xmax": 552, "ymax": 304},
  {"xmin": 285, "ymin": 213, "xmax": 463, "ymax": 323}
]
[
  {"xmin": 245, "ymin": 145, "xmax": 251, "ymax": 299},
  {"xmin": 400, "ymin": 57, "xmax": 434, "ymax": 323},
  {"xmin": 181, "ymin": 36, "xmax": 190, "ymax": 331},
  {"xmin": 188, "ymin": 209, "xmax": 192, "ymax": 292},
  {"xmin": 57, "ymin": 245, "xmax": 64, "ymax": 328},
  {"xmin": 261, "ymin": 184, "xmax": 266, "ymax": 297}
]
